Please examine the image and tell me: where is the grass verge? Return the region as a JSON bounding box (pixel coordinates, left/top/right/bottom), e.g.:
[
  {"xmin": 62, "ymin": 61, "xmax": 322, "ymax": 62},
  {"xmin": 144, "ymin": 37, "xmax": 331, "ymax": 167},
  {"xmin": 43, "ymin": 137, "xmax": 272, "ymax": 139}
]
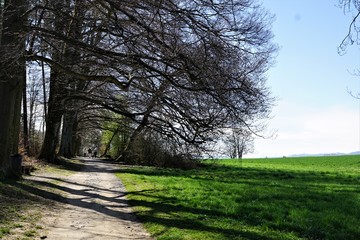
[
  {"xmin": 117, "ymin": 155, "xmax": 360, "ymax": 240},
  {"xmin": 0, "ymin": 179, "xmax": 49, "ymax": 239},
  {"xmin": 0, "ymin": 157, "xmax": 84, "ymax": 239},
  {"xmin": 45, "ymin": 157, "xmax": 84, "ymax": 175}
]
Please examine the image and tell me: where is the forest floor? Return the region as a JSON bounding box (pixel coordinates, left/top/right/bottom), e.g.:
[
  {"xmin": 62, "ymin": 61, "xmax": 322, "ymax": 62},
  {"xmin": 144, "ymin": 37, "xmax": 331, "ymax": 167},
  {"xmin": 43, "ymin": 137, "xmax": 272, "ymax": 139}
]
[{"xmin": 24, "ymin": 158, "xmax": 153, "ymax": 240}]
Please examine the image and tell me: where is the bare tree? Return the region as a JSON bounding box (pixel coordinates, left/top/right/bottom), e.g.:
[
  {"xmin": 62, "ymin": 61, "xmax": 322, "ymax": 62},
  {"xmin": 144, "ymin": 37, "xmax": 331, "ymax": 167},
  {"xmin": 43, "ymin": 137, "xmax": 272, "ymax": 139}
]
[
  {"xmin": 224, "ymin": 128, "xmax": 254, "ymax": 159},
  {"xmin": 26, "ymin": 67, "xmax": 47, "ymax": 156},
  {"xmin": 22, "ymin": 0, "xmax": 277, "ymax": 162}
]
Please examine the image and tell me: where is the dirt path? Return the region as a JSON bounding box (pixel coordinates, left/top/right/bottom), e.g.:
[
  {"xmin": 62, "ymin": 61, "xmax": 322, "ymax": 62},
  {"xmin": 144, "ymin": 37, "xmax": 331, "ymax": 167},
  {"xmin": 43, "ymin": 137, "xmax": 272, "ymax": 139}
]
[{"xmin": 30, "ymin": 158, "xmax": 152, "ymax": 240}]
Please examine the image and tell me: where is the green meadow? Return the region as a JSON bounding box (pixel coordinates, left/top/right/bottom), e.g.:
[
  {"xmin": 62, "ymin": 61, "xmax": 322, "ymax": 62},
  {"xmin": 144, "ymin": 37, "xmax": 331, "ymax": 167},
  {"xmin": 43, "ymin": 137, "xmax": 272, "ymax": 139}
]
[{"xmin": 117, "ymin": 155, "xmax": 360, "ymax": 240}]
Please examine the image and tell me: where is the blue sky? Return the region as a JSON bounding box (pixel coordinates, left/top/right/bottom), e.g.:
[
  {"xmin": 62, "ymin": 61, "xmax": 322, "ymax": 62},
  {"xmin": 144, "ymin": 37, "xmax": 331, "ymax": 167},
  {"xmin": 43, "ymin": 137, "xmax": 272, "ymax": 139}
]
[{"xmin": 246, "ymin": 0, "xmax": 360, "ymax": 157}]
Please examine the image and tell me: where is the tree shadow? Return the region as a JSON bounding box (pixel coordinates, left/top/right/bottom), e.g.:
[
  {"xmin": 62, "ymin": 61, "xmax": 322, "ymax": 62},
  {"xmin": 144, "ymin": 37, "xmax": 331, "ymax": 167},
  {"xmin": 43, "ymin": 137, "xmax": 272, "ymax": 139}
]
[
  {"xmin": 13, "ymin": 175, "xmax": 268, "ymax": 239},
  {"xmin": 0, "ymin": 179, "xmax": 50, "ymax": 223},
  {"xmin": 53, "ymin": 157, "xmax": 119, "ymax": 173},
  {"xmin": 13, "ymin": 181, "xmax": 137, "ymax": 222},
  {"xmin": 11, "ymin": 159, "xmax": 143, "ymax": 226},
  {"xmin": 80, "ymin": 158, "xmax": 122, "ymax": 173},
  {"xmin": 33, "ymin": 176, "xmax": 122, "ymax": 194},
  {"xmin": 118, "ymin": 164, "xmax": 360, "ymax": 239},
  {"xmin": 12, "ymin": 159, "xmax": 271, "ymax": 239},
  {"xmin": 11, "ymin": 159, "xmax": 360, "ymax": 239}
]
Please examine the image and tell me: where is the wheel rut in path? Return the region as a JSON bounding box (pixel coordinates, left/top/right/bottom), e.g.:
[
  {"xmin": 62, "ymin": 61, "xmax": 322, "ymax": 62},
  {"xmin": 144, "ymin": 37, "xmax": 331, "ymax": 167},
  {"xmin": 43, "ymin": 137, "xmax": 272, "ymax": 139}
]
[{"xmin": 33, "ymin": 158, "xmax": 153, "ymax": 240}]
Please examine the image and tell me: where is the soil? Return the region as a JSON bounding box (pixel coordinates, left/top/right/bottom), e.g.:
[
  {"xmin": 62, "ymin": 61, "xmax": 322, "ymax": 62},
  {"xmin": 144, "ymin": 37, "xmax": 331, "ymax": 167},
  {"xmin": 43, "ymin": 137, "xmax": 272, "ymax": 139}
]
[{"xmin": 27, "ymin": 158, "xmax": 153, "ymax": 240}]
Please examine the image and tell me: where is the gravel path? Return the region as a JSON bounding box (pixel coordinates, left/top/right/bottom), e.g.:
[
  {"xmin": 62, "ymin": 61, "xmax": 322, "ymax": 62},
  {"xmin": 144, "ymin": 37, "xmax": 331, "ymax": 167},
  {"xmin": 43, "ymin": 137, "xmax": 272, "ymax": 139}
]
[{"xmin": 33, "ymin": 158, "xmax": 152, "ymax": 240}]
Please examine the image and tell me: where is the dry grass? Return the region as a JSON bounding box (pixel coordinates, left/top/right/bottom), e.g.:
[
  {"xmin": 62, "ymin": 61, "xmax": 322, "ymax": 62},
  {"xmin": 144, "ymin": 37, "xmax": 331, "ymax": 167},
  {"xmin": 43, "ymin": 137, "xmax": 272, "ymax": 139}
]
[{"xmin": 0, "ymin": 158, "xmax": 84, "ymax": 239}]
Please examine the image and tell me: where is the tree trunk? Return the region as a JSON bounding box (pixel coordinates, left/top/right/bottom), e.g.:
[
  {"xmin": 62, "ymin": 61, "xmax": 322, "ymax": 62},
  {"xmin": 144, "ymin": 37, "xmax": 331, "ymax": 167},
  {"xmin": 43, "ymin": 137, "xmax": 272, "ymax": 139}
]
[
  {"xmin": 116, "ymin": 81, "xmax": 169, "ymax": 162},
  {"xmin": 116, "ymin": 122, "xmax": 146, "ymax": 162},
  {"xmin": 101, "ymin": 127, "xmax": 119, "ymax": 157},
  {"xmin": 28, "ymin": 79, "xmax": 37, "ymax": 156},
  {"xmin": 38, "ymin": 70, "xmax": 63, "ymax": 162},
  {"xmin": 57, "ymin": 0, "xmax": 86, "ymax": 158},
  {"xmin": 59, "ymin": 109, "xmax": 78, "ymax": 158},
  {"xmin": 74, "ymin": 134, "xmax": 82, "ymax": 156},
  {"xmin": 38, "ymin": 0, "xmax": 84, "ymax": 162},
  {"xmin": 0, "ymin": 78, "xmax": 21, "ymax": 179},
  {"xmin": 10, "ymin": 69, "xmax": 24, "ymax": 154},
  {"xmin": 22, "ymin": 75, "xmax": 29, "ymax": 154},
  {"xmin": 0, "ymin": 0, "xmax": 27, "ymax": 179},
  {"xmin": 41, "ymin": 60, "xmax": 47, "ymax": 122},
  {"xmin": 238, "ymin": 146, "xmax": 244, "ymax": 159}
]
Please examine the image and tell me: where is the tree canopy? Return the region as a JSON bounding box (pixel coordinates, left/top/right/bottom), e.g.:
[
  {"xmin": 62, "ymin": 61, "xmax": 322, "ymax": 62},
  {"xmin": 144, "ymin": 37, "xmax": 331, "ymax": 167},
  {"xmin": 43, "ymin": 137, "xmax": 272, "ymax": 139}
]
[{"xmin": 0, "ymin": 0, "xmax": 277, "ymax": 177}]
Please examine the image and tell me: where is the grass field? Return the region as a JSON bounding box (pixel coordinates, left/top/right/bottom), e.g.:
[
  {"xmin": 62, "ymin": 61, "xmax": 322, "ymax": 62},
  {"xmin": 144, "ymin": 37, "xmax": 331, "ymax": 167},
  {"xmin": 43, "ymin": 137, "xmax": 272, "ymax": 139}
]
[{"xmin": 117, "ymin": 155, "xmax": 360, "ymax": 240}]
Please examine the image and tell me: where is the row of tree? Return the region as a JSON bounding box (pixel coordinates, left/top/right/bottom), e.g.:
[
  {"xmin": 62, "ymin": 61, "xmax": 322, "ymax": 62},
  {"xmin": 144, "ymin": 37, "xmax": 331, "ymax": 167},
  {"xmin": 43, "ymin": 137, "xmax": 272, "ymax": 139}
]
[{"xmin": 0, "ymin": 0, "xmax": 278, "ymax": 179}]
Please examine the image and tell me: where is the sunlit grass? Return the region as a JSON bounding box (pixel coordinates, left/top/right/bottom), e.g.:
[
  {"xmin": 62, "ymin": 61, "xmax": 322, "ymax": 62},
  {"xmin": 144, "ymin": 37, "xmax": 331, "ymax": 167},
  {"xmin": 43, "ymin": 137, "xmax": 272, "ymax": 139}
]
[
  {"xmin": 117, "ymin": 155, "xmax": 360, "ymax": 239},
  {"xmin": 0, "ymin": 180, "xmax": 46, "ymax": 239},
  {"xmin": 230, "ymin": 155, "xmax": 360, "ymax": 175}
]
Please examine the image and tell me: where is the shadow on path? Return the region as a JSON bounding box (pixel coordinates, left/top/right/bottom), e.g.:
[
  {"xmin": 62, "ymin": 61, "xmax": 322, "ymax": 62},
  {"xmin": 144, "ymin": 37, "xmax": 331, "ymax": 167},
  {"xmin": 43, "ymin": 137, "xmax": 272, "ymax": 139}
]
[{"xmin": 15, "ymin": 158, "xmax": 153, "ymax": 239}]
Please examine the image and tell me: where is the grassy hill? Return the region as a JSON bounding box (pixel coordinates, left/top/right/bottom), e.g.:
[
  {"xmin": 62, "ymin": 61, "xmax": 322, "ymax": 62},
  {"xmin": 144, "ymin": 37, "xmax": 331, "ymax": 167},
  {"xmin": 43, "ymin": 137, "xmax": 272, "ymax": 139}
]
[{"xmin": 117, "ymin": 155, "xmax": 360, "ymax": 239}]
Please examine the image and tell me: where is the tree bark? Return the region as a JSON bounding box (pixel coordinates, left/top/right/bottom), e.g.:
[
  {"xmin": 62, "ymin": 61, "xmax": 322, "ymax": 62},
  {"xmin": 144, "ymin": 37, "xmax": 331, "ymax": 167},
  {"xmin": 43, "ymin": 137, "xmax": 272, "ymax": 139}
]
[
  {"xmin": 38, "ymin": 67, "xmax": 64, "ymax": 162},
  {"xmin": 0, "ymin": 0, "xmax": 27, "ymax": 179},
  {"xmin": 38, "ymin": 0, "xmax": 84, "ymax": 161},
  {"xmin": 41, "ymin": 60, "xmax": 47, "ymax": 123},
  {"xmin": 59, "ymin": 109, "xmax": 78, "ymax": 157},
  {"xmin": 22, "ymin": 75, "xmax": 29, "ymax": 154},
  {"xmin": 58, "ymin": 0, "xmax": 86, "ymax": 158}
]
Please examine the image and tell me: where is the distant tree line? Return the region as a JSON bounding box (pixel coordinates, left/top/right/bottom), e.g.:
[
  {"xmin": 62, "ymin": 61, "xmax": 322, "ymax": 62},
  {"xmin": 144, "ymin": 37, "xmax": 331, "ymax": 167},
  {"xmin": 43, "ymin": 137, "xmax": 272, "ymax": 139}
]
[{"xmin": 0, "ymin": 0, "xmax": 277, "ymax": 179}]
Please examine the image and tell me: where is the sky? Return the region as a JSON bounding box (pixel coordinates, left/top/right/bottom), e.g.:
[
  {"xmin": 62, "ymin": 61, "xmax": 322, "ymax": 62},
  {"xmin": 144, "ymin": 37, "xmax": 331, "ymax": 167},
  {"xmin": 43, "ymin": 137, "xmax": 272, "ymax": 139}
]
[{"xmin": 245, "ymin": 0, "xmax": 360, "ymax": 158}]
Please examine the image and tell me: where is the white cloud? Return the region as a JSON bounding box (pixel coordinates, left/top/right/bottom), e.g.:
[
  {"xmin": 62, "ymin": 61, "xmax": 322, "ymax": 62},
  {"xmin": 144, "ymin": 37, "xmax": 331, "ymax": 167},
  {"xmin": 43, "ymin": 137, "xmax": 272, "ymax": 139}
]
[{"xmin": 245, "ymin": 101, "xmax": 360, "ymax": 158}]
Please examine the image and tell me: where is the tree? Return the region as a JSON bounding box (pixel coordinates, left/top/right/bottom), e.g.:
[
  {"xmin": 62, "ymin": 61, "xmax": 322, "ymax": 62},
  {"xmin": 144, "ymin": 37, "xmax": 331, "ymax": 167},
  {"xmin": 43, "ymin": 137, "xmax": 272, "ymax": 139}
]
[
  {"xmin": 37, "ymin": 0, "xmax": 88, "ymax": 161},
  {"xmin": 100, "ymin": 115, "xmax": 130, "ymax": 158},
  {"xmin": 24, "ymin": 0, "xmax": 276, "ymax": 162},
  {"xmin": 25, "ymin": 66, "xmax": 48, "ymax": 156},
  {"xmin": 224, "ymin": 128, "xmax": 254, "ymax": 159},
  {"xmin": 0, "ymin": 0, "xmax": 27, "ymax": 179}
]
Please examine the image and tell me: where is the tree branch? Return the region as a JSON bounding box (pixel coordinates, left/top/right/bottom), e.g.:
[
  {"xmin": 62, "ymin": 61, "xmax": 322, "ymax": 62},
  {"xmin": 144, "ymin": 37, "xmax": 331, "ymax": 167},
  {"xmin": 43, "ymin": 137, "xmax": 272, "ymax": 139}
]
[{"xmin": 26, "ymin": 53, "xmax": 132, "ymax": 91}]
